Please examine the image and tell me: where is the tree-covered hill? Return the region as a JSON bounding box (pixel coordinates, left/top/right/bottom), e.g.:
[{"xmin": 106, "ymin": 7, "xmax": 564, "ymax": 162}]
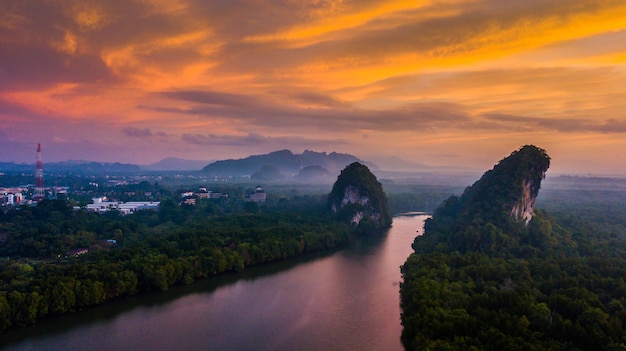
[
  {"xmin": 414, "ymin": 145, "xmax": 550, "ymax": 254},
  {"xmin": 328, "ymin": 162, "xmax": 392, "ymax": 234},
  {"xmin": 400, "ymin": 145, "xmax": 626, "ymax": 350},
  {"xmin": 295, "ymin": 165, "xmax": 332, "ymax": 183},
  {"xmin": 250, "ymin": 164, "xmax": 286, "ymax": 181},
  {"xmin": 201, "ymin": 149, "xmax": 364, "ymax": 177}
]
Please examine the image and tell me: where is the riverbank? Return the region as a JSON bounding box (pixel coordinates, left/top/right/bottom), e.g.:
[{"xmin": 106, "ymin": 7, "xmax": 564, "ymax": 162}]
[
  {"xmin": 3, "ymin": 214, "xmax": 429, "ymax": 351},
  {"xmin": 0, "ymin": 204, "xmax": 352, "ymax": 333}
]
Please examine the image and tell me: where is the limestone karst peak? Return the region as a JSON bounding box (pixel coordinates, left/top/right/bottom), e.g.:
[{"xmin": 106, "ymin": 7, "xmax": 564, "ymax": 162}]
[
  {"xmin": 328, "ymin": 162, "xmax": 392, "ymax": 235},
  {"xmin": 415, "ymin": 145, "xmax": 550, "ymax": 253}
]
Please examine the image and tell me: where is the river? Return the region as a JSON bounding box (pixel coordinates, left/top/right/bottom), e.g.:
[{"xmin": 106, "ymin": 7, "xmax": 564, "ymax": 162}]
[{"xmin": 2, "ymin": 214, "xmax": 428, "ymax": 351}]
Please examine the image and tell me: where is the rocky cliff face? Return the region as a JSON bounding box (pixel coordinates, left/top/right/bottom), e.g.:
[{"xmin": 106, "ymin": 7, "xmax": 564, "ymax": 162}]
[
  {"xmin": 330, "ymin": 185, "xmax": 377, "ymax": 225},
  {"xmin": 460, "ymin": 145, "xmax": 550, "ymax": 226},
  {"xmin": 511, "ymin": 176, "xmax": 543, "ymax": 224},
  {"xmin": 328, "ymin": 162, "xmax": 391, "ymax": 234}
]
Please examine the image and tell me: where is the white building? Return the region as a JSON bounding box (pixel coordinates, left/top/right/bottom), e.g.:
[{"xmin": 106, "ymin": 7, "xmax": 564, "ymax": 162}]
[
  {"xmin": 117, "ymin": 202, "xmax": 160, "ymax": 215},
  {"xmin": 86, "ymin": 200, "xmax": 159, "ymax": 214},
  {"xmin": 86, "ymin": 201, "xmax": 119, "ymax": 213}
]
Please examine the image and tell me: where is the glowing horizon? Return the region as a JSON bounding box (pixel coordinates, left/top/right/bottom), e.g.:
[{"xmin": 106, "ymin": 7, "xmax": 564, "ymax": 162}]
[{"xmin": 1, "ymin": 0, "xmax": 625, "ymax": 174}]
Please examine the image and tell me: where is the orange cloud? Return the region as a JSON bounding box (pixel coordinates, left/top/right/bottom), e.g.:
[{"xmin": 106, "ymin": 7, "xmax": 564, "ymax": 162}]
[{"xmin": 0, "ymin": 0, "xmax": 625, "ymax": 172}]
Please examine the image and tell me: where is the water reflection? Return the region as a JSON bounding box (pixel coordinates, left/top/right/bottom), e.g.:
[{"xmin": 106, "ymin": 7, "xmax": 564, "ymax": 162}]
[{"xmin": 2, "ymin": 214, "xmax": 428, "ymax": 351}]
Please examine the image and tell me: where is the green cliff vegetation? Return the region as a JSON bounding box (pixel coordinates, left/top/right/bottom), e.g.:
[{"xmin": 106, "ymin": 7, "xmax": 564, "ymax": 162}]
[
  {"xmin": 414, "ymin": 145, "xmax": 551, "ymax": 254},
  {"xmin": 400, "ymin": 146, "xmax": 626, "ymax": 350},
  {"xmin": 0, "ymin": 197, "xmax": 349, "ymax": 331},
  {"xmin": 328, "ymin": 162, "xmax": 392, "ymax": 234}
]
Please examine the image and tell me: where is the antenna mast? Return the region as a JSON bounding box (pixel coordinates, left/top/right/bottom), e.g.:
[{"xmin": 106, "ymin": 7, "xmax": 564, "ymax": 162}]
[{"xmin": 34, "ymin": 143, "xmax": 44, "ymax": 201}]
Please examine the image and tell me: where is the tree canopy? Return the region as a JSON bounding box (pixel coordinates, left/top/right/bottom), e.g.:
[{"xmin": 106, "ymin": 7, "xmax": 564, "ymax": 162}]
[{"xmin": 0, "ymin": 197, "xmax": 350, "ymax": 332}]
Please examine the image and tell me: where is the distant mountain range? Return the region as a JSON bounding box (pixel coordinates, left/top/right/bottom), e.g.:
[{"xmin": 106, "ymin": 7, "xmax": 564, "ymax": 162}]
[
  {"xmin": 0, "ymin": 150, "xmax": 466, "ymax": 177},
  {"xmin": 0, "ymin": 150, "xmax": 370, "ymax": 180},
  {"xmin": 201, "ymin": 149, "xmax": 371, "ymax": 179},
  {"xmin": 0, "ymin": 157, "xmax": 213, "ymax": 174},
  {"xmin": 141, "ymin": 157, "xmax": 214, "ymax": 171},
  {"xmin": 0, "ymin": 161, "xmax": 141, "ymax": 174}
]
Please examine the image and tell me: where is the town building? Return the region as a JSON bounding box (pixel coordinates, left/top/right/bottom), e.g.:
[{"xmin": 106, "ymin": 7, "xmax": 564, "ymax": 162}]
[
  {"xmin": 195, "ymin": 188, "xmax": 210, "ymax": 199},
  {"xmin": 85, "ymin": 197, "xmax": 159, "ymax": 214},
  {"xmin": 182, "ymin": 197, "xmax": 196, "ymax": 206},
  {"xmin": 179, "ymin": 187, "xmax": 230, "ymax": 206},
  {"xmin": 1, "ymin": 188, "xmax": 24, "ymax": 207},
  {"xmin": 209, "ymin": 192, "xmax": 228, "ymax": 199},
  {"xmin": 247, "ymin": 186, "xmax": 267, "ymax": 203}
]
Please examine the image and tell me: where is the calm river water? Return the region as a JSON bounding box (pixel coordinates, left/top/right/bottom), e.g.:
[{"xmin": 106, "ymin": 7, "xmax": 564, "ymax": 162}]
[{"xmin": 2, "ymin": 214, "xmax": 427, "ymax": 351}]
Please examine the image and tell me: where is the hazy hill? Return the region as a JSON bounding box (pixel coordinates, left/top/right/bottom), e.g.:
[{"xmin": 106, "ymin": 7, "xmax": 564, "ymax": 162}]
[
  {"xmin": 142, "ymin": 157, "xmax": 213, "ymax": 171},
  {"xmin": 0, "ymin": 161, "xmax": 141, "ymax": 174},
  {"xmin": 201, "ymin": 149, "xmax": 365, "ymax": 177},
  {"xmin": 61, "ymin": 162, "xmax": 141, "ymax": 174},
  {"xmin": 1, "ymin": 158, "xmax": 211, "ymax": 174},
  {"xmin": 0, "ymin": 162, "xmax": 31, "ymax": 173},
  {"xmin": 295, "ymin": 165, "xmax": 333, "ymax": 183},
  {"xmin": 250, "ymin": 165, "xmax": 286, "ymax": 181},
  {"xmin": 298, "ymin": 150, "xmax": 373, "ymax": 172}
]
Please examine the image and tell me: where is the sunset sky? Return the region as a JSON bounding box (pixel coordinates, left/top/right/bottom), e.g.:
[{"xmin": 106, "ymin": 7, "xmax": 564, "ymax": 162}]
[{"xmin": 1, "ymin": 0, "xmax": 625, "ymax": 174}]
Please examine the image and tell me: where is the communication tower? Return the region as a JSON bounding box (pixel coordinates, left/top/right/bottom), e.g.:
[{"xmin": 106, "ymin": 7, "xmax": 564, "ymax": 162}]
[{"xmin": 34, "ymin": 143, "xmax": 44, "ymax": 201}]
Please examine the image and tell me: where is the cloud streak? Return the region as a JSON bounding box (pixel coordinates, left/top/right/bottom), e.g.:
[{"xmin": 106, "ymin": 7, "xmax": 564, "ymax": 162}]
[
  {"xmin": 0, "ymin": 0, "xmax": 625, "ymax": 172},
  {"xmin": 122, "ymin": 127, "xmax": 168, "ymax": 137},
  {"xmin": 484, "ymin": 114, "xmax": 626, "ymax": 134},
  {"xmin": 152, "ymin": 89, "xmax": 470, "ymax": 132},
  {"xmin": 182, "ymin": 132, "xmax": 345, "ymax": 148}
]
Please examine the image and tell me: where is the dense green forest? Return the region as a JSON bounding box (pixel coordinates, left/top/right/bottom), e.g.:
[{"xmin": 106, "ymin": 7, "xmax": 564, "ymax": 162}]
[
  {"xmin": 401, "ymin": 204, "xmax": 626, "ymax": 350},
  {"xmin": 400, "ymin": 147, "xmax": 626, "ymax": 350},
  {"xmin": 0, "ymin": 175, "xmax": 457, "ymax": 332},
  {"xmin": 0, "ymin": 197, "xmax": 350, "ymax": 331}
]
